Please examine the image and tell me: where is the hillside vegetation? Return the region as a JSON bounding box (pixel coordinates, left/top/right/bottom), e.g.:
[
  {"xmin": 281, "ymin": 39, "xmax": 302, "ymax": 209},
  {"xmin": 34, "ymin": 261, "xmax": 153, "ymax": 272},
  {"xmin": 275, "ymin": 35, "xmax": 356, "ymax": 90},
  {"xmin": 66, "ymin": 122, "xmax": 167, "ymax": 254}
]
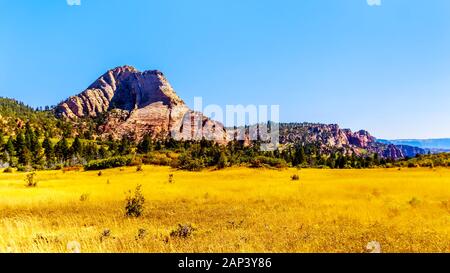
[
  {"xmin": 1, "ymin": 97, "xmax": 448, "ymax": 172},
  {"xmin": 401, "ymin": 153, "xmax": 450, "ymax": 168},
  {"xmin": 0, "ymin": 97, "xmax": 60, "ymax": 136}
]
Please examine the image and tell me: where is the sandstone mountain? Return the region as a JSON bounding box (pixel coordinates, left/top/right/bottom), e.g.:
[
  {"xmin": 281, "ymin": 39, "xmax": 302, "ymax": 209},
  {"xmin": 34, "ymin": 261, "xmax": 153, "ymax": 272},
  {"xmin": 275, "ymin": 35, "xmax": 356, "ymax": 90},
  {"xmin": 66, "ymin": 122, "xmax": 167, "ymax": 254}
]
[{"xmin": 56, "ymin": 66, "xmax": 227, "ymax": 142}]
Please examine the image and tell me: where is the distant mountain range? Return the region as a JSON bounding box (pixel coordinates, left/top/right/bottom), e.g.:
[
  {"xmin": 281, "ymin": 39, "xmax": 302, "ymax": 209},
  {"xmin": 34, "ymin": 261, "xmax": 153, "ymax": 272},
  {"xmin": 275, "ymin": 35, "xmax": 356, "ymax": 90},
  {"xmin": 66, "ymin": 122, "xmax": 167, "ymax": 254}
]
[{"xmin": 377, "ymin": 139, "xmax": 450, "ymax": 153}]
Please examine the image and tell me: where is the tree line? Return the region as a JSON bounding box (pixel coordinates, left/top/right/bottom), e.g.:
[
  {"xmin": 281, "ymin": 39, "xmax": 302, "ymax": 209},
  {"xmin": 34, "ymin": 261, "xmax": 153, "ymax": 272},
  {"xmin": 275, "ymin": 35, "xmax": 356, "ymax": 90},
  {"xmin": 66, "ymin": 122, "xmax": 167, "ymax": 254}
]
[{"xmin": 1, "ymin": 122, "xmax": 412, "ymax": 172}]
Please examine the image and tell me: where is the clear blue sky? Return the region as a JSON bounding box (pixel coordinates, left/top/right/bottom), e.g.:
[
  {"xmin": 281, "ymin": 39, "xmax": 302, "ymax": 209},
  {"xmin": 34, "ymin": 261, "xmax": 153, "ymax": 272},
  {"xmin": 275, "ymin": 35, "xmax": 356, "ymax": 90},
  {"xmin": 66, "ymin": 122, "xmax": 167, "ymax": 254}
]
[{"xmin": 1, "ymin": 0, "xmax": 450, "ymax": 139}]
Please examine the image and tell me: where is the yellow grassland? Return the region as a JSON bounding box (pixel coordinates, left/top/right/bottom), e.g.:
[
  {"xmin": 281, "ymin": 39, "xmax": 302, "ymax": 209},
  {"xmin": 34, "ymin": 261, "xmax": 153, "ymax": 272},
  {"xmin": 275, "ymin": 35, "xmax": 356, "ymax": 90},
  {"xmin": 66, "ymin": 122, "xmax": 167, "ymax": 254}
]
[{"xmin": 0, "ymin": 166, "xmax": 449, "ymax": 253}]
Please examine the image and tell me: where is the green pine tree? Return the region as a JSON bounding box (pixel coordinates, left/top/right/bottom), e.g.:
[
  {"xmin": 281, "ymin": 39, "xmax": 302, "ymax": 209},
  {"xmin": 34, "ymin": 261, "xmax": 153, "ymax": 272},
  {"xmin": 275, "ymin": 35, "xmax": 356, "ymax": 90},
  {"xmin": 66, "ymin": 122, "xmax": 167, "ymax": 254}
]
[
  {"xmin": 293, "ymin": 145, "xmax": 306, "ymax": 166},
  {"xmin": 71, "ymin": 137, "xmax": 83, "ymax": 157},
  {"xmin": 55, "ymin": 137, "xmax": 70, "ymax": 162},
  {"xmin": 217, "ymin": 151, "xmax": 228, "ymax": 169},
  {"xmin": 137, "ymin": 135, "xmax": 153, "ymax": 154},
  {"xmin": 42, "ymin": 136, "xmax": 54, "ymax": 165}
]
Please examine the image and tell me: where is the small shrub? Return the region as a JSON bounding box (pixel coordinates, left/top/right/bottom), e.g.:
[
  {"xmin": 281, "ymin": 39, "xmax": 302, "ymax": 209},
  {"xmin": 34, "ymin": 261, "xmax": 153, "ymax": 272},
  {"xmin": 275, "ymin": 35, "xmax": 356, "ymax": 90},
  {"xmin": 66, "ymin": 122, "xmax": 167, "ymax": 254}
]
[
  {"xmin": 142, "ymin": 152, "xmax": 176, "ymax": 166},
  {"xmin": 3, "ymin": 167, "xmax": 13, "ymax": 173},
  {"xmin": 291, "ymin": 174, "xmax": 300, "ymax": 181},
  {"xmin": 84, "ymin": 156, "xmax": 132, "ymax": 171},
  {"xmin": 387, "ymin": 207, "xmax": 401, "ymax": 218},
  {"xmin": 80, "ymin": 193, "xmax": 90, "ymax": 202},
  {"xmin": 100, "ymin": 229, "xmax": 112, "ymax": 242},
  {"xmin": 17, "ymin": 165, "xmax": 34, "ymax": 172},
  {"xmin": 125, "ymin": 185, "xmax": 145, "ymax": 217},
  {"xmin": 129, "ymin": 157, "xmax": 143, "ymax": 167},
  {"xmin": 136, "ymin": 228, "xmax": 147, "ymax": 240},
  {"xmin": 97, "ymin": 171, "xmax": 103, "ymax": 177},
  {"xmin": 32, "ymin": 165, "xmax": 45, "ymax": 171},
  {"xmin": 33, "ymin": 234, "xmax": 49, "ymax": 244},
  {"xmin": 250, "ymin": 156, "xmax": 287, "ymax": 169},
  {"xmin": 228, "ymin": 220, "xmax": 244, "ymax": 229},
  {"xmin": 170, "ymin": 224, "xmax": 196, "ymax": 238},
  {"xmin": 408, "ymin": 197, "xmax": 421, "ymax": 207},
  {"xmin": 372, "ymin": 189, "xmax": 382, "ymax": 198},
  {"xmin": 136, "ymin": 164, "xmax": 143, "ymax": 172},
  {"xmin": 63, "ymin": 166, "xmax": 82, "ymax": 172},
  {"xmin": 25, "ymin": 172, "xmax": 37, "ymax": 187},
  {"xmin": 178, "ymin": 155, "xmax": 205, "ymax": 171},
  {"xmin": 440, "ymin": 200, "xmax": 450, "ymax": 212}
]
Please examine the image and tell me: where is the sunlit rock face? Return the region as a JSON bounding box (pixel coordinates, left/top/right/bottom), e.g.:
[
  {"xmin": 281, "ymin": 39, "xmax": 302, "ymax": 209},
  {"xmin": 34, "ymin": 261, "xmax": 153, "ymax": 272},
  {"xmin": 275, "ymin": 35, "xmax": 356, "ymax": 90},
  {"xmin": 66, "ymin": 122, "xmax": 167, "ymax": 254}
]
[{"xmin": 56, "ymin": 65, "xmax": 227, "ymax": 141}]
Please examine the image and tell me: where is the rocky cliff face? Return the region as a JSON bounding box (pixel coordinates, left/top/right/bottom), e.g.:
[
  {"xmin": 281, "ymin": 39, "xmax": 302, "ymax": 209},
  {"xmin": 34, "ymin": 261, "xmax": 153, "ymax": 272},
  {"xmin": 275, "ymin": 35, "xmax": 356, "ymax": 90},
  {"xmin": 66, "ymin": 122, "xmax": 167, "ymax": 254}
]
[
  {"xmin": 56, "ymin": 66, "xmax": 187, "ymax": 118},
  {"xmin": 56, "ymin": 66, "xmax": 227, "ymax": 141},
  {"xmin": 279, "ymin": 123, "xmax": 376, "ymax": 150},
  {"xmin": 278, "ymin": 123, "xmax": 424, "ymax": 159}
]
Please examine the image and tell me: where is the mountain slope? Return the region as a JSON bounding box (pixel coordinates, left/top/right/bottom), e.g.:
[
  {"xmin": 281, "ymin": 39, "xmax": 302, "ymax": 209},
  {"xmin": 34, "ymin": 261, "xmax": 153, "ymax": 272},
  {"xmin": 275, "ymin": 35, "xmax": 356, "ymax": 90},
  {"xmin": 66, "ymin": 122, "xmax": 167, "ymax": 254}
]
[
  {"xmin": 0, "ymin": 97, "xmax": 60, "ymax": 136},
  {"xmin": 56, "ymin": 66, "xmax": 227, "ymax": 141}
]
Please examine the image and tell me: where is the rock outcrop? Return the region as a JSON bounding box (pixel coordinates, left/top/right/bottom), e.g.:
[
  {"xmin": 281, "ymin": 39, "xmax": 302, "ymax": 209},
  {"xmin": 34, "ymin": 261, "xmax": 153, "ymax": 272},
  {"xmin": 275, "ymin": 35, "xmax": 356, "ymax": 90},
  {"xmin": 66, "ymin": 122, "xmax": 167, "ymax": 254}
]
[
  {"xmin": 278, "ymin": 123, "xmax": 424, "ymax": 159},
  {"xmin": 56, "ymin": 66, "xmax": 227, "ymax": 141},
  {"xmin": 279, "ymin": 123, "xmax": 377, "ymax": 150}
]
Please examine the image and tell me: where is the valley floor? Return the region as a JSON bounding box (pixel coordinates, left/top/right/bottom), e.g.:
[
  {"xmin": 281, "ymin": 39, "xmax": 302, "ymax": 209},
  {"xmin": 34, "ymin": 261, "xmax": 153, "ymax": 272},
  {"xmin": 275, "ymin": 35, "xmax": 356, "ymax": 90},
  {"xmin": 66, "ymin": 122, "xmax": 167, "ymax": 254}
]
[{"xmin": 0, "ymin": 166, "xmax": 449, "ymax": 253}]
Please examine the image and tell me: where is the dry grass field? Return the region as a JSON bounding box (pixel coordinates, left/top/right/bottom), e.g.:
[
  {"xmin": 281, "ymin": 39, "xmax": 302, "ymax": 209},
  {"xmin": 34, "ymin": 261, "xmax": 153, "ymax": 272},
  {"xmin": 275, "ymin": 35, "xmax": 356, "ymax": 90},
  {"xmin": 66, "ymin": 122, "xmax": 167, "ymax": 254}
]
[{"xmin": 0, "ymin": 166, "xmax": 449, "ymax": 253}]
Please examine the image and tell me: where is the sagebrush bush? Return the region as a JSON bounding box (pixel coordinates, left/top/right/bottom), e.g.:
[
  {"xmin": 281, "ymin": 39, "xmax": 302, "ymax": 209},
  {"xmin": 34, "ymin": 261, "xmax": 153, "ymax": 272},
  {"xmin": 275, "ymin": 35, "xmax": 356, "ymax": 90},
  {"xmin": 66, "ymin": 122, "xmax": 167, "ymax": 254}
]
[
  {"xmin": 84, "ymin": 156, "xmax": 132, "ymax": 171},
  {"xmin": 25, "ymin": 172, "xmax": 37, "ymax": 187},
  {"xmin": 125, "ymin": 185, "xmax": 145, "ymax": 217},
  {"xmin": 80, "ymin": 193, "xmax": 90, "ymax": 202},
  {"xmin": 409, "ymin": 197, "xmax": 421, "ymax": 207},
  {"xmin": 136, "ymin": 228, "xmax": 147, "ymax": 240},
  {"xmin": 100, "ymin": 229, "xmax": 112, "ymax": 242},
  {"xmin": 170, "ymin": 224, "xmax": 195, "ymax": 238},
  {"xmin": 63, "ymin": 166, "xmax": 82, "ymax": 172},
  {"xmin": 250, "ymin": 156, "xmax": 287, "ymax": 169},
  {"xmin": 3, "ymin": 167, "xmax": 13, "ymax": 173},
  {"xmin": 441, "ymin": 200, "xmax": 450, "ymax": 212},
  {"xmin": 17, "ymin": 165, "xmax": 34, "ymax": 172}
]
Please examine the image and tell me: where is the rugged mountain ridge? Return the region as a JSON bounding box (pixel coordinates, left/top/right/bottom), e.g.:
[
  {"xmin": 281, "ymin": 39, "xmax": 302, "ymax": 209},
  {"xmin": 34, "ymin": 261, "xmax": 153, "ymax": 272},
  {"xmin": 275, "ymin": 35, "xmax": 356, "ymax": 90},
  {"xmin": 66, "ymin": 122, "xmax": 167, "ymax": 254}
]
[{"xmin": 278, "ymin": 123, "xmax": 425, "ymax": 159}]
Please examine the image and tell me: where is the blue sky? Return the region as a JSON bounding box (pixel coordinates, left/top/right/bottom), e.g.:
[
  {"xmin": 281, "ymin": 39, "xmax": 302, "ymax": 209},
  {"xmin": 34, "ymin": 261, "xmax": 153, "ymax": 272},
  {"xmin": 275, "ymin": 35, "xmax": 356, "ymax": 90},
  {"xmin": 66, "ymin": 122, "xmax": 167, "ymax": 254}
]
[{"xmin": 1, "ymin": 0, "xmax": 450, "ymax": 139}]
